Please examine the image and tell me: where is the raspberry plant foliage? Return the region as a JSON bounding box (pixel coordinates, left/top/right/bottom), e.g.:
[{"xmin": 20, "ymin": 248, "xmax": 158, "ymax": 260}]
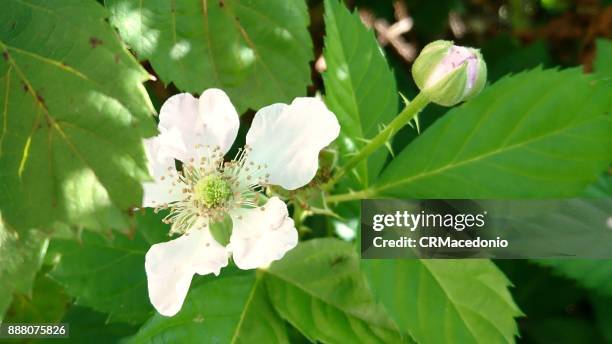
[{"xmin": 0, "ymin": 0, "xmax": 610, "ymax": 343}]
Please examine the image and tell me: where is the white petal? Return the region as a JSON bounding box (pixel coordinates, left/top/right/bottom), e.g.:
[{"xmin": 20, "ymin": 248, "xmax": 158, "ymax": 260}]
[
  {"xmin": 245, "ymin": 98, "xmax": 340, "ymax": 190},
  {"xmin": 142, "ymin": 137, "xmax": 186, "ymax": 207},
  {"xmin": 145, "ymin": 228, "xmax": 229, "ymax": 316},
  {"xmin": 158, "ymin": 89, "xmax": 239, "ymax": 163},
  {"xmin": 228, "ymin": 197, "xmax": 298, "ymax": 270}
]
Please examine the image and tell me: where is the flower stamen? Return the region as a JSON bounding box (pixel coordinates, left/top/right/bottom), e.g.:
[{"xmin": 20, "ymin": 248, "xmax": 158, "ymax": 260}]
[
  {"xmin": 155, "ymin": 144, "xmax": 269, "ymax": 236},
  {"xmin": 195, "ymin": 175, "xmax": 232, "ymax": 208}
]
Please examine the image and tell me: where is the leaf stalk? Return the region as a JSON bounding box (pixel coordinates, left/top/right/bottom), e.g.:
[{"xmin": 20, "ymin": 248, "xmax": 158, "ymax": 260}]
[{"xmin": 324, "ymin": 92, "xmax": 430, "ymax": 192}]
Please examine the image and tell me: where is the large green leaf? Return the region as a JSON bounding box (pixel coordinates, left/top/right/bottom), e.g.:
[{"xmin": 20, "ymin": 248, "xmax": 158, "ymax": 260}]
[
  {"xmin": 532, "ymin": 175, "xmax": 612, "ymax": 296},
  {"xmin": 534, "ymin": 39, "xmax": 612, "ymax": 306},
  {"xmin": 127, "ymin": 273, "xmax": 289, "ymax": 344},
  {"xmin": 0, "ymin": 0, "xmax": 155, "ymax": 232},
  {"xmin": 265, "ymin": 238, "xmax": 412, "ymax": 343},
  {"xmin": 106, "ymin": 0, "xmax": 313, "ymax": 112},
  {"xmin": 48, "ymin": 210, "xmax": 167, "ymax": 324},
  {"xmin": 0, "ymin": 224, "xmax": 48, "ymax": 322},
  {"xmin": 322, "ymin": 0, "xmax": 398, "ymax": 187},
  {"xmin": 362, "ymin": 260, "xmax": 521, "ymax": 344},
  {"xmin": 375, "ymin": 68, "xmax": 612, "ymax": 198}
]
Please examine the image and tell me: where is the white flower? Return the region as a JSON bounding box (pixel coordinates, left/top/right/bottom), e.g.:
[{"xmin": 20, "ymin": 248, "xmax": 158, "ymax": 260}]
[{"xmin": 141, "ymin": 89, "xmax": 340, "ymax": 316}]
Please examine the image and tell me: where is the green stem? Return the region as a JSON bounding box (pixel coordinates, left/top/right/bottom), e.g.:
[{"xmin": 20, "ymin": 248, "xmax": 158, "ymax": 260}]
[
  {"xmin": 293, "ymin": 204, "xmax": 305, "ymax": 228},
  {"xmin": 326, "ymin": 189, "xmax": 376, "ymax": 203},
  {"xmin": 324, "ymin": 92, "xmax": 430, "ymax": 190}
]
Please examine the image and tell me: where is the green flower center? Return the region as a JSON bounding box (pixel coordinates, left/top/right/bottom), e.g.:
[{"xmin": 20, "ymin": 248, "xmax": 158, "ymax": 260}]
[{"xmin": 195, "ymin": 175, "xmax": 233, "ymax": 208}]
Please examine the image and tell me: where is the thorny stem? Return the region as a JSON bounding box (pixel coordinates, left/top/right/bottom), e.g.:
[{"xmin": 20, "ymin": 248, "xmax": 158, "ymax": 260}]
[
  {"xmin": 325, "ymin": 189, "xmax": 376, "ymax": 204},
  {"xmin": 323, "ymin": 92, "xmax": 431, "ymax": 193}
]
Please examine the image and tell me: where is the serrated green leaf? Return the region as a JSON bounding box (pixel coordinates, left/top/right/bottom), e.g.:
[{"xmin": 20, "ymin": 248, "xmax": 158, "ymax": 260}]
[
  {"xmin": 48, "ymin": 210, "xmax": 168, "ymax": 324},
  {"xmin": 375, "ymin": 68, "xmax": 612, "ymax": 198},
  {"xmin": 265, "ymin": 238, "xmax": 412, "ymax": 344},
  {"xmin": 0, "ymin": 224, "xmax": 48, "ymax": 322},
  {"xmin": 529, "ymin": 186, "xmax": 612, "ymax": 296},
  {"xmin": 322, "ymin": 0, "xmax": 398, "ymax": 188},
  {"xmin": 126, "ymin": 273, "xmax": 289, "ymax": 344},
  {"xmin": 106, "ymin": 0, "xmax": 313, "ymax": 113},
  {"xmin": 0, "ymin": 0, "xmax": 156, "ymax": 233},
  {"xmin": 519, "ymin": 44, "xmax": 612, "ymax": 326},
  {"xmin": 362, "ymin": 260, "xmax": 522, "ymax": 344}
]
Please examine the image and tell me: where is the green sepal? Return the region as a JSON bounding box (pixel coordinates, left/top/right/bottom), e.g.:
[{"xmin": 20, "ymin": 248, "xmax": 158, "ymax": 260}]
[
  {"xmin": 424, "ymin": 63, "xmax": 469, "ymax": 106},
  {"xmin": 209, "ymin": 215, "xmax": 233, "ymax": 246},
  {"xmin": 412, "ymin": 40, "xmax": 452, "ymax": 90}
]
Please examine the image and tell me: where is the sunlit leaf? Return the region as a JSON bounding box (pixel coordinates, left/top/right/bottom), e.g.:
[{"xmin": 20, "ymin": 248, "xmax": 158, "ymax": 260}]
[
  {"xmin": 322, "ymin": 0, "xmax": 398, "ymax": 187},
  {"xmin": 362, "ymin": 260, "xmax": 522, "ymax": 344},
  {"xmin": 265, "ymin": 238, "xmax": 413, "ymax": 343},
  {"xmin": 0, "ymin": 0, "xmax": 156, "ymax": 233},
  {"xmin": 127, "ymin": 273, "xmax": 289, "ymax": 344},
  {"xmin": 0, "ymin": 222, "xmax": 48, "ymax": 322},
  {"xmin": 106, "ymin": 0, "xmax": 313, "ymax": 112},
  {"xmin": 375, "ymin": 68, "xmax": 612, "ymax": 198}
]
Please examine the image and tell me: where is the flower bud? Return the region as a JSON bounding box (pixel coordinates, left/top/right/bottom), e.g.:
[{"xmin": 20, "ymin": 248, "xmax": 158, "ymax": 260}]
[{"xmin": 412, "ymin": 40, "xmax": 487, "ymax": 106}]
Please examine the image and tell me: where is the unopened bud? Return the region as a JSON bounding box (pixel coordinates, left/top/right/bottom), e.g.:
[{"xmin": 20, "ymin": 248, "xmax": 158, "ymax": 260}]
[{"xmin": 412, "ymin": 40, "xmax": 487, "ymax": 106}]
